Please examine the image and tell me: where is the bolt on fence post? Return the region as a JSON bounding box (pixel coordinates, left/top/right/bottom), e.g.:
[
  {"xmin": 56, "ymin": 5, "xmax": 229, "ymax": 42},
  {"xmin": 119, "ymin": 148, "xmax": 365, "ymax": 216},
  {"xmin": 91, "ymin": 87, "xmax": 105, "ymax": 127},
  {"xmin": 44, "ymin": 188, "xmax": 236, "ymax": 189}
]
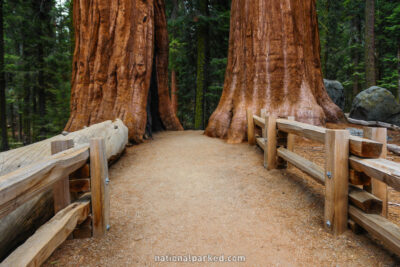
[{"xmin": 324, "ymin": 129, "xmax": 349, "ymax": 235}]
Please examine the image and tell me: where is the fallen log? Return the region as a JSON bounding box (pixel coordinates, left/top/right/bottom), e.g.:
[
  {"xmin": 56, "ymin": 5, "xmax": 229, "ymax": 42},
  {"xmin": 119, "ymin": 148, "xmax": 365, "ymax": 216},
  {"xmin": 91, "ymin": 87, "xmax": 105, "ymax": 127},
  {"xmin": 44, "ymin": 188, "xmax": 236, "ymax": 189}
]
[
  {"xmin": 0, "ymin": 120, "xmax": 128, "ymax": 260},
  {"xmin": 388, "ymin": 144, "xmax": 400, "ymax": 156},
  {"xmin": 345, "ymin": 115, "xmax": 400, "ymax": 131}
]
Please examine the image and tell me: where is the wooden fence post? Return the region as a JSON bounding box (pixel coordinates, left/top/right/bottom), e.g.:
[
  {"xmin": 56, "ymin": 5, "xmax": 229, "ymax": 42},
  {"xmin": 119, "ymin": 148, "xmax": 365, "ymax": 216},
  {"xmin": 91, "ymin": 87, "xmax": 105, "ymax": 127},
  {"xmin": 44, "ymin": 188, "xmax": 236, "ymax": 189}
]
[
  {"xmin": 265, "ymin": 115, "xmax": 277, "ymax": 170},
  {"xmin": 246, "ymin": 109, "xmax": 256, "ymax": 145},
  {"xmin": 286, "ymin": 117, "xmax": 295, "ymax": 168},
  {"xmin": 325, "ymin": 129, "xmax": 349, "ymax": 235},
  {"xmin": 51, "ymin": 140, "xmax": 74, "ymax": 213},
  {"xmin": 90, "ymin": 138, "xmax": 110, "ymax": 238},
  {"xmin": 364, "ymin": 127, "xmax": 388, "ymax": 218},
  {"xmin": 261, "ymin": 109, "xmax": 267, "ymax": 140}
]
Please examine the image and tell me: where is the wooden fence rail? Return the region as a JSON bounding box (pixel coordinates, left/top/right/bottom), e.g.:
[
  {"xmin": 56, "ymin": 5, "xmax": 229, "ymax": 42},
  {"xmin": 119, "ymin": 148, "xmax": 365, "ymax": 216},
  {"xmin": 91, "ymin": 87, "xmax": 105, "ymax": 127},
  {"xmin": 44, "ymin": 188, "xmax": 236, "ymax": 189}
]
[
  {"xmin": 247, "ymin": 108, "xmax": 400, "ymax": 256},
  {"xmin": 0, "ymin": 138, "xmax": 110, "ymax": 267}
]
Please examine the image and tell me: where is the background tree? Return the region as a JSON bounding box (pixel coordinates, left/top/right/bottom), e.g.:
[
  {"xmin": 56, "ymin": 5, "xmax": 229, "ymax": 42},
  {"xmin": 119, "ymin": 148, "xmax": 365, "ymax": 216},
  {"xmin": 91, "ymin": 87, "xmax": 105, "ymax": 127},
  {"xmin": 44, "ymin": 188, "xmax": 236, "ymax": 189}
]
[
  {"xmin": 205, "ymin": 0, "xmax": 343, "ymax": 143},
  {"xmin": 0, "ymin": 0, "xmax": 8, "ymax": 151},
  {"xmin": 365, "ymin": 0, "xmax": 376, "ymax": 87}
]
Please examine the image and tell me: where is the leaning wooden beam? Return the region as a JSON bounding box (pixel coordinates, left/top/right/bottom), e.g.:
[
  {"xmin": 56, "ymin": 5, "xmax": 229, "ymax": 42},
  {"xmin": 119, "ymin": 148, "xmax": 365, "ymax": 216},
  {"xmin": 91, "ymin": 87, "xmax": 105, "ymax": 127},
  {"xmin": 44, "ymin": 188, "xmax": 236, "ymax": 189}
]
[
  {"xmin": 253, "ymin": 115, "xmax": 265, "ymax": 129},
  {"xmin": 348, "ymin": 185, "xmax": 382, "ymax": 214},
  {"xmin": 349, "ymin": 205, "xmax": 400, "ymax": 256},
  {"xmin": 1, "ymin": 197, "xmax": 90, "ymax": 267},
  {"xmin": 276, "ymin": 119, "xmax": 382, "ymax": 158},
  {"xmin": 277, "ymin": 148, "xmax": 325, "ymax": 184},
  {"xmin": 349, "ymin": 156, "xmax": 400, "ymax": 191},
  {"xmin": 0, "ymin": 146, "xmax": 89, "ymax": 220}
]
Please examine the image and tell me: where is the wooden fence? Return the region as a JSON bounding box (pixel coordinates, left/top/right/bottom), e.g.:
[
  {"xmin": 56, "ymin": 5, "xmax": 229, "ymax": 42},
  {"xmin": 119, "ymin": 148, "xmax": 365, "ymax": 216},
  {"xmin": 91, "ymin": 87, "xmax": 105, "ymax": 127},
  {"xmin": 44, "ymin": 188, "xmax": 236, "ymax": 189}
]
[
  {"xmin": 0, "ymin": 138, "xmax": 110, "ymax": 266},
  {"xmin": 247, "ymin": 109, "xmax": 400, "ymax": 256}
]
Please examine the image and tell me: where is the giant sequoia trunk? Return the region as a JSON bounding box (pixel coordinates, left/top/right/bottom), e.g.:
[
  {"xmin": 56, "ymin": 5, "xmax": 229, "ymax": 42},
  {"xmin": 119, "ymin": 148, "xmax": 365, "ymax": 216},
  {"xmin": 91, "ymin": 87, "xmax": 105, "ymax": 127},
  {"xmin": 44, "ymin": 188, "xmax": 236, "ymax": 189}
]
[
  {"xmin": 66, "ymin": 0, "xmax": 183, "ymax": 143},
  {"xmin": 205, "ymin": 0, "xmax": 344, "ymax": 143}
]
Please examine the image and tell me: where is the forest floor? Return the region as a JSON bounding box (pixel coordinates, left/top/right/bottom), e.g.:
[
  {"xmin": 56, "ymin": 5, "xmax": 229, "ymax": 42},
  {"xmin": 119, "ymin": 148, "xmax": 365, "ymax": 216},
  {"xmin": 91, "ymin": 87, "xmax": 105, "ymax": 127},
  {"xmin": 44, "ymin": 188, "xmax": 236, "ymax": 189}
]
[{"xmin": 44, "ymin": 130, "xmax": 400, "ymax": 266}]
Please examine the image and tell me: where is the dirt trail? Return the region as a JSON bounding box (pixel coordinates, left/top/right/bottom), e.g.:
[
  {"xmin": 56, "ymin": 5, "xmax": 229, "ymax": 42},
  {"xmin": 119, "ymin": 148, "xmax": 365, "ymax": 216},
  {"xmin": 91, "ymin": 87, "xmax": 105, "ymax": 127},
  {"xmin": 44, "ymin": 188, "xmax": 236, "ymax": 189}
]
[{"xmin": 46, "ymin": 131, "xmax": 398, "ymax": 266}]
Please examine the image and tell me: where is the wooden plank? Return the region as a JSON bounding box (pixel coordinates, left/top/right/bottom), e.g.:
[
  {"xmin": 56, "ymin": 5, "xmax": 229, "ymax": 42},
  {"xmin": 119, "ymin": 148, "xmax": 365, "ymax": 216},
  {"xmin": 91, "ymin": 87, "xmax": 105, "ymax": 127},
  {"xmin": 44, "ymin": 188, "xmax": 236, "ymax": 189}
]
[
  {"xmin": 276, "ymin": 119, "xmax": 382, "ymax": 158},
  {"xmin": 349, "ymin": 185, "xmax": 382, "ymax": 214},
  {"xmin": 70, "ymin": 164, "xmax": 90, "ymax": 179},
  {"xmin": 349, "ymin": 156, "xmax": 400, "ymax": 192},
  {"xmin": 276, "ymin": 119, "xmax": 325, "ymax": 143},
  {"xmin": 349, "ymin": 169, "xmax": 371, "ymax": 186},
  {"xmin": 277, "ymin": 148, "xmax": 325, "ymax": 184},
  {"xmin": 324, "ymin": 130, "xmax": 349, "ymax": 235},
  {"xmin": 349, "ymin": 135, "xmax": 383, "ymax": 158},
  {"xmin": 51, "ymin": 140, "xmax": 74, "ymax": 213},
  {"xmin": 349, "ymin": 205, "xmax": 400, "ymax": 256},
  {"xmin": 70, "ymin": 179, "xmax": 91, "ymax": 193},
  {"xmin": 0, "ymin": 146, "xmax": 89, "ymax": 220},
  {"xmin": 253, "ymin": 115, "xmax": 265, "ymax": 129},
  {"xmin": 246, "ymin": 109, "xmax": 256, "ymax": 145},
  {"xmin": 265, "ymin": 115, "xmax": 277, "ymax": 170},
  {"xmin": 1, "ymin": 197, "xmax": 90, "ymax": 267},
  {"xmin": 364, "ymin": 127, "xmax": 388, "ymax": 218},
  {"xmin": 90, "ymin": 138, "xmax": 110, "ymax": 238},
  {"xmin": 256, "ymin": 137, "xmax": 265, "ymax": 150}
]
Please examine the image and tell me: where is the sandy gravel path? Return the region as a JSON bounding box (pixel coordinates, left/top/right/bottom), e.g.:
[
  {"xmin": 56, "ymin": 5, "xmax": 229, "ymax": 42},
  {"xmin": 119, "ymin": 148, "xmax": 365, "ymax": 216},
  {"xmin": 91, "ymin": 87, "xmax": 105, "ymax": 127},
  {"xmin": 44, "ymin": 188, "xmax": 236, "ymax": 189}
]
[{"xmin": 45, "ymin": 131, "xmax": 398, "ymax": 266}]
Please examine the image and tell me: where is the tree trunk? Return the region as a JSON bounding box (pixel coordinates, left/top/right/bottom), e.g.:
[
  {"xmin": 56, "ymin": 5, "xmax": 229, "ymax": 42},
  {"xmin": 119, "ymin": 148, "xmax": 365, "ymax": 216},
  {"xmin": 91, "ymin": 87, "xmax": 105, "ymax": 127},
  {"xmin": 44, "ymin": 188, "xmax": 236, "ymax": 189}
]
[
  {"xmin": 397, "ymin": 42, "xmax": 400, "ymax": 103},
  {"xmin": 0, "ymin": 0, "xmax": 8, "ymax": 151},
  {"xmin": 351, "ymin": 15, "xmax": 361, "ymax": 100},
  {"xmin": 365, "ymin": 0, "xmax": 376, "ymax": 88},
  {"xmin": 65, "ymin": 0, "xmax": 182, "ymax": 143},
  {"xmin": 194, "ymin": 0, "xmax": 209, "ymax": 130},
  {"xmin": 205, "ymin": 0, "xmax": 343, "ymax": 143},
  {"xmin": 171, "ymin": 70, "xmax": 178, "ymax": 115}
]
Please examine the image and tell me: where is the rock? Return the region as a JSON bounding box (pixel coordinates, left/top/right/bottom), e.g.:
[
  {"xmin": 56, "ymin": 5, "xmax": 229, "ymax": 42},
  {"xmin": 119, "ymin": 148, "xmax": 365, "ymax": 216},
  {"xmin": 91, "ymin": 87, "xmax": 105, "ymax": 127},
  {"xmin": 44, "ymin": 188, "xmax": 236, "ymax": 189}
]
[
  {"xmin": 349, "ymin": 86, "xmax": 400, "ymax": 122},
  {"xmin": 324, "ymin": 79, "xmax": 345, "ymax": 110}
]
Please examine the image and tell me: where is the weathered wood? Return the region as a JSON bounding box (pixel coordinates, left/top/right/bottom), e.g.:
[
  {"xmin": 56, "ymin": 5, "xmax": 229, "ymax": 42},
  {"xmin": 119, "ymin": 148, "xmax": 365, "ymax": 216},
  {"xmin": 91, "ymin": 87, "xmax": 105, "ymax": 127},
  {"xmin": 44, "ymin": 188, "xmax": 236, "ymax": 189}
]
[
  {"xmin": 324, "ymin": 130, "xmax": 349, "ymax": 235},
  {"xmin": 388, "ymin": 144, "xmax": 400, "ymax": 156},
  {"xmin": 253, "ymin": 115, "xmax": 265, "ymax": 129},
  {"xmin": 349, "ymin": 185, "xmax": 382, "ymax": 214},
  {"xmin": 364, "ymin": 127, "xmax": 388, "ymax": 218},
  {"xmin": 90, "ymin": 138, "xmax": 110, "ymax": 238},
  {"xmin": 256, "ymin": 138, "xmax": 265, "ymax": 150},
  {"xmin": 277, "ymin": 148, "xmax": 325, "ymax": 185},
  {"xmin": 349, "ymin": 169, "xmax": 371, "ymax": 186},
  {"xmin": 0, "ymin": 120, "xmax": 127, "ymax": 261},
  {"xmin": 349, "ymin": 205, "xmax": 400, "ymax": 256},
  {"xmin": 286, "ymin": 117, "xmax": 295, "ymax": 152},
  {"xmin": 51, "ymin": 140, "xmax": 74, "ymax": 214},
  {"xmin": 0, "ymin": 146, "xmax": 89, "ymax": 220},
  {"xmin": 265, "ymin": 116, "xmax": 277, "ymax": 170},
  {"xmin": 276, "ymin": 118, "xmax": 382, "ymax": 158},
  {"xmin": 276, "ymin": 119, "xmax": 325, "ymax": 143},
  {"xmin": 349, "ymin": 156, "xmax": 400, "ymax": 192},
  {"xmin": 346, "ymin": 115, "xmax": 400, "ymax": 131},
  {"xmin": 246, "ymin": 109, "xmax": 256, "ymax": 145},
  {"xmin": 1, "ymin": 197, "xmax": 90, "ymax": 267},
  {"xmin": 70, "ymin": 179, "xmax": 91, "ymax": 193}
]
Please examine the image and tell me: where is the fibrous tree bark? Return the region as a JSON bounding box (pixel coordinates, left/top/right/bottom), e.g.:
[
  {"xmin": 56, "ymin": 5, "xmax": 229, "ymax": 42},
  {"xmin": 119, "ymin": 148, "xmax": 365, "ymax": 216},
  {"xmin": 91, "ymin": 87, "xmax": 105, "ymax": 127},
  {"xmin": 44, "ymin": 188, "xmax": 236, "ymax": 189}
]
[
  {"xmin": 205, "ymin": 0, "xmax": 344, "ymax": 143},
  {"xmin": 66, "ymin": 0, "xmax": 182, "ymax": 143}
]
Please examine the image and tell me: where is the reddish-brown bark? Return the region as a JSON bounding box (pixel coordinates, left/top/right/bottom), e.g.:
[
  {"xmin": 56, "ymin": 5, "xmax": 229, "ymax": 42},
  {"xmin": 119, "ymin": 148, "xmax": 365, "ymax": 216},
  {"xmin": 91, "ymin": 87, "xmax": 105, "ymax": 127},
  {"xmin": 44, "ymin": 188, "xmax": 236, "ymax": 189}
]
[
  {"xmin": 171, "ymin": 70, "xmax": 178, "ymax": 114},
  {"xmin": 66, "ymin": 0, "xmax": 182, "ymax": 143},
  {"xmin": 205, "ymin": 0, "xmax": 344, "ymax": 143}
]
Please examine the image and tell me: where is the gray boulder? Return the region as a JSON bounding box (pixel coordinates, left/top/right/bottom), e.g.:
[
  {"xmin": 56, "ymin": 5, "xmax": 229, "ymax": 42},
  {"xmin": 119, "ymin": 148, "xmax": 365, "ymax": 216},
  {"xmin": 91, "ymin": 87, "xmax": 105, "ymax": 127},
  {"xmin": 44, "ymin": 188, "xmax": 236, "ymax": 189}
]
[
  {"xmin": 324, "ymin": 79, "xmax": 345, "ymax": 110},
  {"xmin": 349, "ymin": 86, "xmax": 400, "ymax": 122}
]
